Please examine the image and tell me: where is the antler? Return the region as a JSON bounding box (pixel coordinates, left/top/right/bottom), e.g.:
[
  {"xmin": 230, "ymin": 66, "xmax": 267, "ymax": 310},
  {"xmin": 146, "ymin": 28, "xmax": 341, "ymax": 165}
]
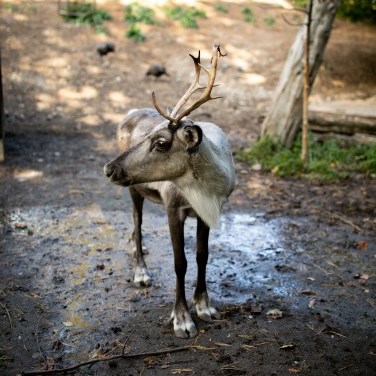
[{"xmin": 152, "ymin": 44, "xmax": 225, "ymax": 127}]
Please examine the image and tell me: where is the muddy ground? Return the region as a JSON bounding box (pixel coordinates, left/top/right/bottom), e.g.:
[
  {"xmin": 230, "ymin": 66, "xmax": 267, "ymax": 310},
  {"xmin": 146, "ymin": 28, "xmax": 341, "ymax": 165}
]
[{"xmin": 0, "ymin": 1, "xmax": 375, "ymax": 375}]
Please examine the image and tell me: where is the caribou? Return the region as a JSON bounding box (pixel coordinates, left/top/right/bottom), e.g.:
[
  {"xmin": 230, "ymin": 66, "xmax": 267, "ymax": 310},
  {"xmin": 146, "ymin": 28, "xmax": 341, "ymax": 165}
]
[{"xmin": 104, "ymin": 45, "xmax": 235, "ymax": 338}]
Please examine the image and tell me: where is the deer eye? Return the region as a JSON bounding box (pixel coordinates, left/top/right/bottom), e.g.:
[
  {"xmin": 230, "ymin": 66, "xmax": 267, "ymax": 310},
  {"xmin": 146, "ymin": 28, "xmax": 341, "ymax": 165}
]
[{"xmin": 154, "ymin": 139, "xmax": 169, "ymax": 152}]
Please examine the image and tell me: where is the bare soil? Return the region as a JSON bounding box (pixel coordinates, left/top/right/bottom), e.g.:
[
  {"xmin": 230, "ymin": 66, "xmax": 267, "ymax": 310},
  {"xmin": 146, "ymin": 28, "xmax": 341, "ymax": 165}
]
[{"xmin": 0, "ymin": 1, "xmax": 375, "ymax": 376}]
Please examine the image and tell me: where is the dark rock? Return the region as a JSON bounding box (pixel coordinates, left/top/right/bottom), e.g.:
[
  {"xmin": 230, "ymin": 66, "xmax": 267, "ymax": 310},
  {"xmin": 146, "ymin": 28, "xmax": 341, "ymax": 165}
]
[
  {"xmin": 97, "ymin": 42, "xmax": 115, "ymax": 56},
  {"xmin": 146, "ymin": 64, "xmax": 169, "ymax": 78}
]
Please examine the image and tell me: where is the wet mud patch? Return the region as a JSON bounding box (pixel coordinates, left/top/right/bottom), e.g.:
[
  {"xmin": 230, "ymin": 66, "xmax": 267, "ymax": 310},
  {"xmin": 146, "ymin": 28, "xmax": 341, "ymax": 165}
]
[{"xmin": 1, "ymin": 205, "xmax": 375, "ymax": 375}]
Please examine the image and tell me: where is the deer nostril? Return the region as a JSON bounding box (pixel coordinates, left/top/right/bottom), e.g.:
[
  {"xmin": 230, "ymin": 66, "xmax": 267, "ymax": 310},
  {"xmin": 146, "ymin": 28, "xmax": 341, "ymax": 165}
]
[{"xmin": 104, "ymin": 163, "xmax": 115, "ymax": 178}]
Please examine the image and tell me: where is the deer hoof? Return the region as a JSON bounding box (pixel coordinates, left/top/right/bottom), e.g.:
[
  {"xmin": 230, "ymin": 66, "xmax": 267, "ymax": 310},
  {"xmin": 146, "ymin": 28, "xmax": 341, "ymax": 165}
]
[
  {"xmin": 194, "ymin": 296, "xmax": 221, "ymax": 323},
  {"xmin": 171, "ymin": 310, "xmax": 198, "ymax": 338},
  {"xmin": 134, "ymin": 267, "xmax": 152, "ymax": 287}
]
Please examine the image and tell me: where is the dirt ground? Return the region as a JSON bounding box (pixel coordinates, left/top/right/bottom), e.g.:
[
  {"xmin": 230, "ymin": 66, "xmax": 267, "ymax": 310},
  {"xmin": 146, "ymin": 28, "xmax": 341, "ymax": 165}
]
[{"xmin": 0, "ymin": 1, "xmax": 375, "ymax": 375}]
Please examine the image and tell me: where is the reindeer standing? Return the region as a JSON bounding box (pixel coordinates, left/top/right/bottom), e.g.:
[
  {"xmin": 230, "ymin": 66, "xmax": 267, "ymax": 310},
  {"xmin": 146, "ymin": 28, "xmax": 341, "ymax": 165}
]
[{"xmin": 104, "ymin": 45, "xmax": 235, "ymax": 338}]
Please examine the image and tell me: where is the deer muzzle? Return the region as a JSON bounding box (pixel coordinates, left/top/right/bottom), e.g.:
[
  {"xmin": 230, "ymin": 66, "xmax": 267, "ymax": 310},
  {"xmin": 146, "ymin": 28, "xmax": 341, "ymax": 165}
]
[{"xmin": 104, "ymin": 161, "xmax": 130, "ymax": 186}]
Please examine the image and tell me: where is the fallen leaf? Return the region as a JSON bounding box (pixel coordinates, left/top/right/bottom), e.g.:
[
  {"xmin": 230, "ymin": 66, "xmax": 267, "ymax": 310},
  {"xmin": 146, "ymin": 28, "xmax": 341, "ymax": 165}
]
[
  {"xmin": 266, "ymin": 308, "xmax": 283, "ymax": 319},
  {"xmin": 15, "ymin": 223, "xmax": 28, "ymax": 229},
  {"xmin": 280, "ymin": 344, "xmax": 296, "ymax": 350},
  {"xmin": 301, "ymin": 290, "xmax": 318, "ymax": 295},
  {"xmin": 354, "ymin": 273, "xmax": 369, "ymax": 280},
  {"xmin": 288, "ymin": 368, "xmax": 301, "ymax": 374},
  {"xmin": 144, "ymin": 356, "xmax": 156, "ymax": 368},
  {"xmin": 357, "ymin": 240, "xmax": 368, "ymax": 250},
  {"xmin": 308, "ymin": 298, "xmax": 316, "ymax": 309}
]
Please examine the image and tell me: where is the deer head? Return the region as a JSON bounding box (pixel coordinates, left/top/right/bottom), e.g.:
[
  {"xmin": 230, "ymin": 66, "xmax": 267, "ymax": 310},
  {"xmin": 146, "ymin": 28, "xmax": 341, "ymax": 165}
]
[{"xmin": 104, "ymin": 45, "xmax": 227, "ymax": 189}]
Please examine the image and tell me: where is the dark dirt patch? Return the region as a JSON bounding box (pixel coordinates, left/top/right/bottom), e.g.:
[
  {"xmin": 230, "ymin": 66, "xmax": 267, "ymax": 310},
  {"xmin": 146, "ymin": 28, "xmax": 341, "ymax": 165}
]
[{"xmin": 1, "ymin": 1, "xmax": 375, "ymax": 376}]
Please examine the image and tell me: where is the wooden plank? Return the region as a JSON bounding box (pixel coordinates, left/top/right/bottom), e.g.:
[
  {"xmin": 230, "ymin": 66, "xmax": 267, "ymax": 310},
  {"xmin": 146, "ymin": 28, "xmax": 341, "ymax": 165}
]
[{"xmin": 309, "ymin": 100, "xmax": 376, "ymax": 136}]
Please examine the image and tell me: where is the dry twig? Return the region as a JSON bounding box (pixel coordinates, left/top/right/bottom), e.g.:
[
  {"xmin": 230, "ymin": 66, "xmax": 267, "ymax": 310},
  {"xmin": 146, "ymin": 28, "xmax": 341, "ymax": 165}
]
[
  {"xmin": 0, "ymin": 302, "xmax": 13, "ymax": 332},
  {"xmin": 21, "ymin": 346, "xmax": 194, "ymax": 375}
]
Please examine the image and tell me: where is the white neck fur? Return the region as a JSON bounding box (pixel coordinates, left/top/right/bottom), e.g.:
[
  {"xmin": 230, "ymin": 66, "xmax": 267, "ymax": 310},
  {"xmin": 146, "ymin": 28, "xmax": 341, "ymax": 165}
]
[{"xmin": 180, "ymin": 185, "xmax": 223, "ymax": 228}]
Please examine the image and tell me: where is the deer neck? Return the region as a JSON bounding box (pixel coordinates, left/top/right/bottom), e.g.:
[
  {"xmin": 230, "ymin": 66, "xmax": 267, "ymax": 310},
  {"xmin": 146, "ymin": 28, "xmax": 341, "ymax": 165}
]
[{"xmin": 175, "ymin": 138, "xmax": 229, "ymax": 228}]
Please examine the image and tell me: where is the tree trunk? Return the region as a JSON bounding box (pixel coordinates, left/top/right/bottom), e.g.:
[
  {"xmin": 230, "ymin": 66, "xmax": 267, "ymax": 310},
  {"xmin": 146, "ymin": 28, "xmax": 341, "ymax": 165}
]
[{"xmin": 261, "ymin": 0, "xmax": 340, "ymax": 147}]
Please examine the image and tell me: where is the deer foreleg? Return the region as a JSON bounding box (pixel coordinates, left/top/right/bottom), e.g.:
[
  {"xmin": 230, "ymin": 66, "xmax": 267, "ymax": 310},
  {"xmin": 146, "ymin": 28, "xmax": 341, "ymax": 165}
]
[
  {"xmin": 193, "ymin": 217, "xmax": 220, "ymax": 322},
  {"xmin": 129, "ymin": 187, "xmax": 151, "ymax": 287},
  {"xmin": 168, "ymin": 208, "xmax": 197, "ymax": 338}
]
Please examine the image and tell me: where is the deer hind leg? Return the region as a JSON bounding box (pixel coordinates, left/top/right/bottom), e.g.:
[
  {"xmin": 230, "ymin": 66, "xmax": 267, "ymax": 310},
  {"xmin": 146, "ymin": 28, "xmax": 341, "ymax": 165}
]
[
  {"xmin": 168, "ymin": 208, "xmax": 197, "ymax": 339},
  {"xmin": 129, "ymin": 187, "xmax": 151, "ymax": 287},
  {"xmin": 193, "ymin": 217, "xmax": 220, "ymax": 322}
]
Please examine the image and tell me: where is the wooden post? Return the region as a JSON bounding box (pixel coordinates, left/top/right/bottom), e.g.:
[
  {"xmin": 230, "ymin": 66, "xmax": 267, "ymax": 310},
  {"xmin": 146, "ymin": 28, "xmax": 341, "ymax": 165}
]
[
  {"xmin": 0, "ymin": 49, "xmax": 4, "ymax": 162},
  {"xmin": 301, "ymin": 0, "xmax": 313, "ymax": 164}
]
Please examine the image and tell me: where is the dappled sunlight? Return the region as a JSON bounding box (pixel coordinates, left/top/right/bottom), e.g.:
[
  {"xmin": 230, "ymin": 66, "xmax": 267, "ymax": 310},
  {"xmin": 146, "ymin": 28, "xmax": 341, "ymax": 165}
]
[
  {"xmin": 245, "ymin": 73, "xmax": 266, "ymax": 85},
  {"xmin": 247, "ymin": 178, "xmax": 272, "ymax": 195},
  {"xmin": 12, "ymin": 13, "xmax": 29, "ymax": 22},
  {"xmin": 58, "ymin": 86, "xmax": 98, "ymax": 101},
  {"xmin": 35, "ymin": 93, "xmax": 55, "ymax": 111},
  {"xmin": 109, "ymin": 91, "xmax": 130, "ymax": 104},
  {"xmin": 102, "ymin": 112, "xmax": 125, "ymax": 124},
  {"xmin": 77, "ymin": 114, "xmax": 102, "ymax": 126},
  {"xmin": 251, "ymin": 0, "xmax": 293, "ymax": 9},
  {"xmin": 43, "ymin": 56, "xmax": 69, "ymax": 68}
]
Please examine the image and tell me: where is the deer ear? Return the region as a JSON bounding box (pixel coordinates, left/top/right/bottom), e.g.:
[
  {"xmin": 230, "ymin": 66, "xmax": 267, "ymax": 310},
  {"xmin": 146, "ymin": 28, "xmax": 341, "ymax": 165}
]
[{"xmin": 178, "ymin": 125, "xmax": 203, "ymax": 151}]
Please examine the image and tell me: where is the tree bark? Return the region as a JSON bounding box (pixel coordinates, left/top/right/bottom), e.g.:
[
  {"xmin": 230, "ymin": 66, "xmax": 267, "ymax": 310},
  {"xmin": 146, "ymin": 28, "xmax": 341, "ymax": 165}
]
[{"xmin": 261, "ymin": 0, "xmax": 340, "ymax": 147}]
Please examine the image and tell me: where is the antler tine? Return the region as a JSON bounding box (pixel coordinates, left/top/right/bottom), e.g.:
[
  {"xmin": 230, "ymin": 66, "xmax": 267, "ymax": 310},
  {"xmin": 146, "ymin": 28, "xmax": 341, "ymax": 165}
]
[
  {"xmin": 174, "ymin": 44, "xmax": 223, "ymax": 123},
  {"xmin": 169, "ymin": 51, "xmax": 202, "ymax": 119},
  {"xmin": 152, "ymin": 92, "xmax": 175, "ymax": 123},
  {"xmin": 151, "ymin": 45, "xmax": 224, "ymax": 126}
]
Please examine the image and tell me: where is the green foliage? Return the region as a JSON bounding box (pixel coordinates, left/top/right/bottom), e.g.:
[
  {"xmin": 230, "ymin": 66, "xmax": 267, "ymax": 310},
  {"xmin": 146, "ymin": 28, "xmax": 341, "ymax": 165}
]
[
  {"xmin": 291, "ymin": 0, "xmax": 376, "ymax": 24},
  {"xmin": 124, "ymin": 3, "xmax": 156, "ymax": 25},
  {"xmin": 165, "ymin": 6, "xmax": 207, "ymax": 29},
  {"xmin": 123, "ymin": 3, "xmax": 156, "ymax": 43},
  {"xmin": 125, "ymin": 24, "xmax": 146, "ymax": 42},
  {"xmin": 60, "ymin": 2, "xmax": 111, "ymax": 33},
  {"xmin": 215, "ymin": 4, "xmax": 228, "ymax": 13},
  {"xmin": 264, "ymin": 16, "xmax": 275, "ymax": 26},
  {"xmin": 237, "ymin": 135, "xmax": 376, "ymax": 182},
  {"xmin": 291, "ymin": 0, "xmax": 308, "ymax": 7},
  {"xmin": 242, "ymin": 7, "xmax": 256, "ymax": 24},
  {"xmin": 4, "ymin": 1, "xmax": 19, "ymax": 12},
  {"xmin": 337, "ymin": 0, "xmax": 376, "ymax": 23}
]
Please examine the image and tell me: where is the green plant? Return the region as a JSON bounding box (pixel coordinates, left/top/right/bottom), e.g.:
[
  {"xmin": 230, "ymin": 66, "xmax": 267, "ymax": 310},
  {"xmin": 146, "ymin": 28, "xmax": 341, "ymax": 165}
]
[
  {"xmin": 292, "ymin": 0, "xmax": 376, "ymax": 24},
  {"xmin": 237, "ymin": 135, "xmax": 376, "ymax": 182},
  {"xmin": 264, "ymin": 16, "xmax": 275, "ymax": 26},
  {"xmin": 242, "ymin": 7, "xmax": 256, "ymax": 24},
  {"xmin": 124, "ymin": 3, "xmax": 156, "ymax": 25},
  {"xmin": 291, "ymin": 0, "xmax": 308, "ymax": 7},
  {"xmin": 4, "ymin": 1, "xmax": 18, "ymax": 12},
  {"xmin": 60, "ymin": 2, "xmax": 111, "ymax": 33},
  {"xmin": 215, "ymin": 4, "xmax": 228, "ymax": 13},
  {"xmin": 165, "ymin": 6, "xmax": 206, "ymax": 29},
  {"xmin": 337, "ymin": 0, "xmax": 376, "ymax": 23},
  {"xmin": 125, "ymin": 24, "xmax": 146, "ymax": 42}
]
